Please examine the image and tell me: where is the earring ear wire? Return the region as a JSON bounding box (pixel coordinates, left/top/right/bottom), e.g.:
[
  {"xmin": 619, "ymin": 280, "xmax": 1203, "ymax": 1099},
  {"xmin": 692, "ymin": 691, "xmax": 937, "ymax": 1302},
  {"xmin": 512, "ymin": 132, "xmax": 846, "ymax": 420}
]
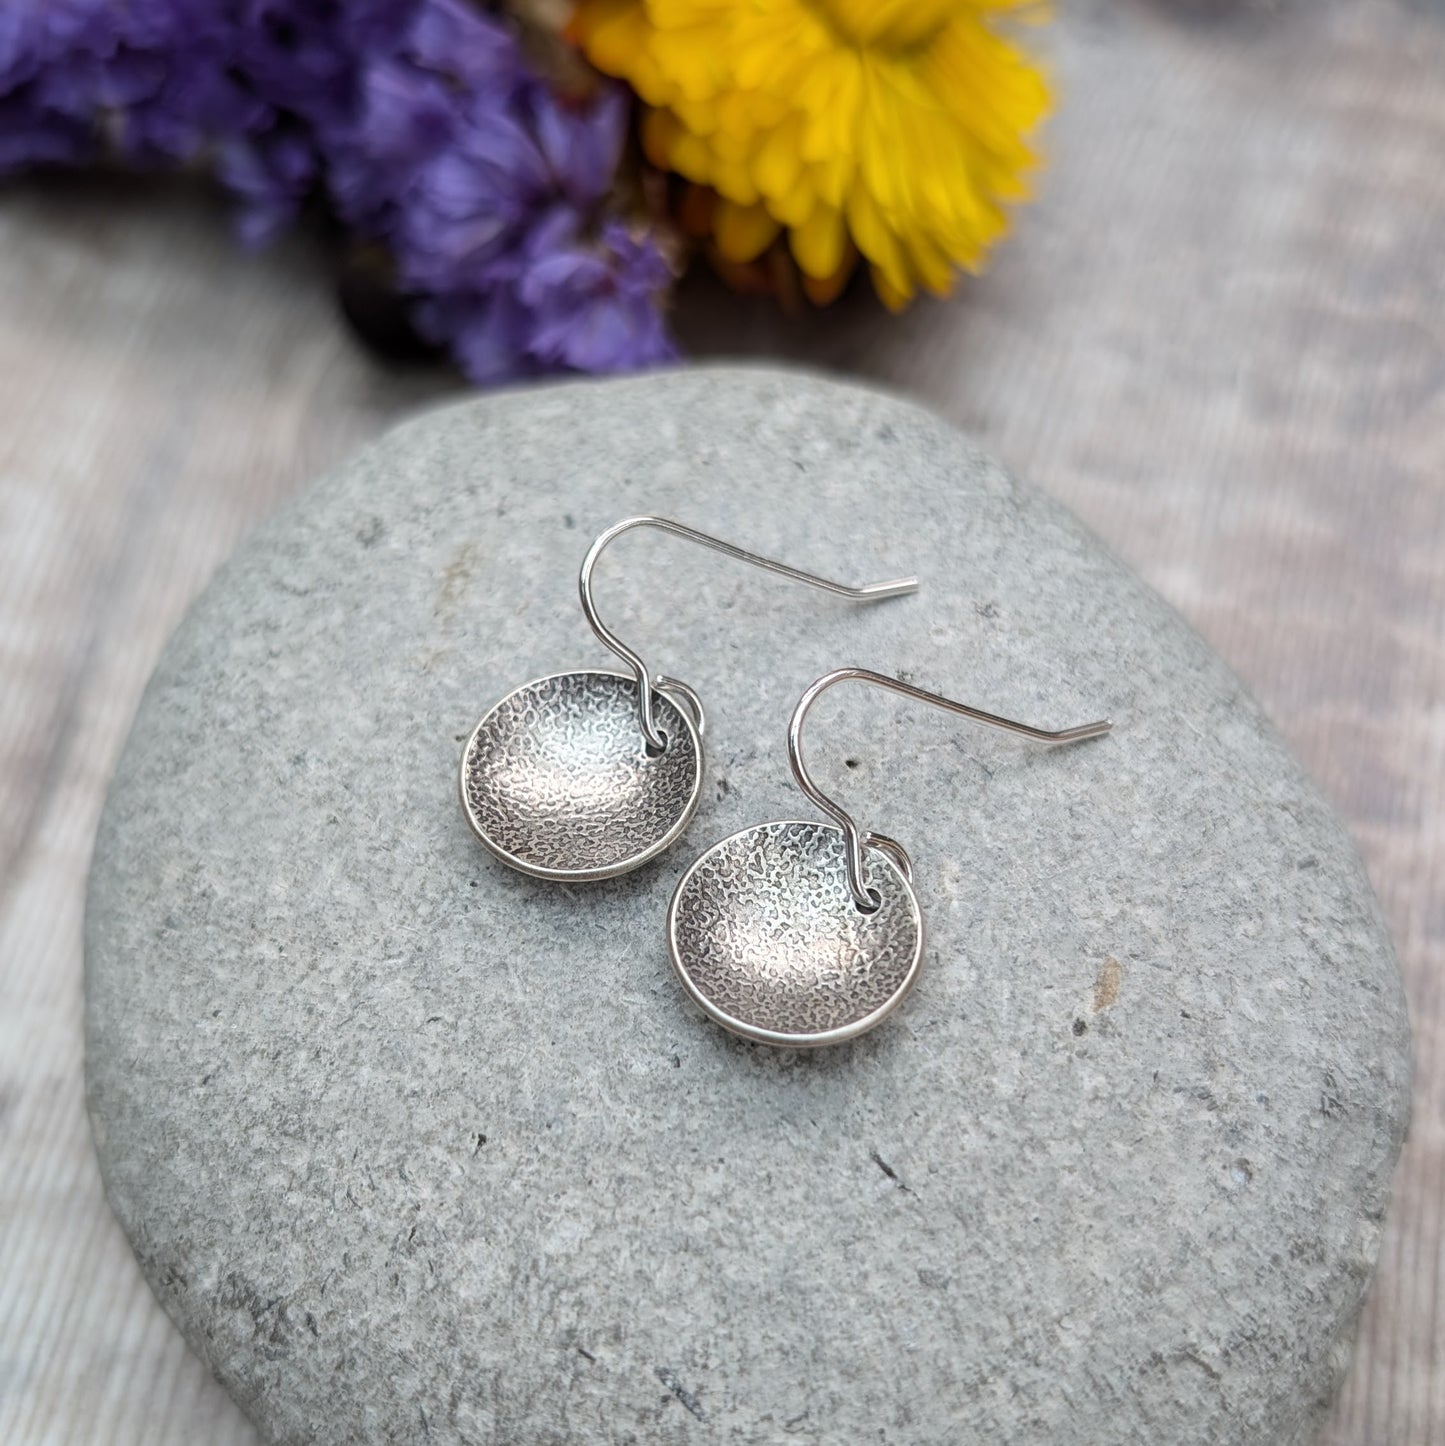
[
  {"xmin": 788, "ymin": 667, "xmax": 1112, "ymax": 912},
  {"xmin": 579, "ymin": 517, "xmax": 919, "ymax": 752},
  {"xmin": 667, "ymin": 666, "xmax": 1114, "ymax": 1047},
  {"xmin": 459, "ymin": 519, "xmax": 917, "ymax": 882}
]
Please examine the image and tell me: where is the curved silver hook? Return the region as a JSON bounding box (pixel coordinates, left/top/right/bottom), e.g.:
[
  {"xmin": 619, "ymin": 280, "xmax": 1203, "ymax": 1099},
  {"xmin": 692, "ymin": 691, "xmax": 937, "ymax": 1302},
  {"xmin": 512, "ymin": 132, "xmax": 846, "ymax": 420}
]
[
  {"xmin": 578, "ymin": 518, "xmax": 919, "ymax": 750},
  {"xmin": 788, "ymin": 667, "xmax": 1114, "ymax": 911}
]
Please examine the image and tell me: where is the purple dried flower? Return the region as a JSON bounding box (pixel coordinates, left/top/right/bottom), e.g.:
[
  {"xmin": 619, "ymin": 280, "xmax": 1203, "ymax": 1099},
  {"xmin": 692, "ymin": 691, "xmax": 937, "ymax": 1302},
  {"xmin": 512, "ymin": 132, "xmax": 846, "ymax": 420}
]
[
  {"xmin": 217, "ymin": 125, "xmax": 318, "ymax": 246},
  {"xmin": 0, "ymin": 0, "xmax": 678, "ymax": 381},
  {"xmin": 522, "ymin": 217, "xmax": 676, "ymax": 374},
  {"xmin": 0, "ymin": 0, "xmax": 111, "ymax": 172},
  {"xmin": 414, "ymin": 287, "xmax": 532, "ymax": 385},
  {"xmin": 406, "ymin": 0, "xmax": 518, "ymax": 88},
  {"xmin": 0, "ymin": 89, "xmax": 91, "ymax": 172},
  {"xmin": 336, "ymin": 1, "xmax": 675, "ymax": 379},
  {"xmin": 532, "ymin": 83, "xmax": 626, "ymax": 210}
]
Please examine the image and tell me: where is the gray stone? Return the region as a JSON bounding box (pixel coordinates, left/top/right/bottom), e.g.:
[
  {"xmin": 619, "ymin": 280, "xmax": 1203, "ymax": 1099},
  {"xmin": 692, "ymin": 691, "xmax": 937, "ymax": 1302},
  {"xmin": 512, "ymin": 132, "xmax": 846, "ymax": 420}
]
[{"xmin": 84, "ymin": 367, "xmax": 1410, "ymax": 1445}]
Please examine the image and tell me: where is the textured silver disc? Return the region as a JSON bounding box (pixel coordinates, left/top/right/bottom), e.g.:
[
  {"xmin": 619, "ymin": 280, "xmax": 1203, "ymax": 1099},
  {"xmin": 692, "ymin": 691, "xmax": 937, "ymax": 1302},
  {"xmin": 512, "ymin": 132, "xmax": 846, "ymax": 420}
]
[
  {"xmin": 667, "ymin": 820, "xmax": 924, "ymax": 1047},
  {"xmin": 460, "ymin": 670, "xmax": 703, "ymax": 881}
]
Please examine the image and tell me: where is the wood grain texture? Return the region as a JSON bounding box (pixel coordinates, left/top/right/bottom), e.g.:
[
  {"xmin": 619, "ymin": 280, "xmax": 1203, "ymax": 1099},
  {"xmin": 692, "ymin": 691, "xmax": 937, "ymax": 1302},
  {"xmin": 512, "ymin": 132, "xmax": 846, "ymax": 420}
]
[{"xmin": 0, "ymin": 1, "xmax": 1440, "ymax": 1441}]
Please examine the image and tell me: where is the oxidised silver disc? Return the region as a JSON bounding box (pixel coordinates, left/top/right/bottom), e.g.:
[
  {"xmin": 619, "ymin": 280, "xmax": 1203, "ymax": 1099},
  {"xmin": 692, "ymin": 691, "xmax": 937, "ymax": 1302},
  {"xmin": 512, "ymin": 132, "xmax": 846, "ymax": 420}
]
[
  {"xmin": 667, "ymin": 820, "xmax": 923, "ymax": 1047},
  {"xmin": 460, "ymin": 670, "xmax": 702, "ymax": 881}
]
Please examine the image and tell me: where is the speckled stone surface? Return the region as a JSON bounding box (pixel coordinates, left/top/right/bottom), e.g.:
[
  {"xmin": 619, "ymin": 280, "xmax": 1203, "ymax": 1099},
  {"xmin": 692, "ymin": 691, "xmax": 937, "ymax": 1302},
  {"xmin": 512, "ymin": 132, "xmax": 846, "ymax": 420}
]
[{"xmin": 84, "ymin": 367, "xmax": 1411, "ymax": 1445}]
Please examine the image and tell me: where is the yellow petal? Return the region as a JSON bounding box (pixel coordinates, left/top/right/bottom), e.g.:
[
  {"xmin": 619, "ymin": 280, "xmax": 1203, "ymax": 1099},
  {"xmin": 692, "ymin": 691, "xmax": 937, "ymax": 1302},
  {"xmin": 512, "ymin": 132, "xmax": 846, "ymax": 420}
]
[
  {"xmin": 753, "ymin": 114, "xmax": 803, "ymax": 200},
  {"xmin": 651, "ymin": 25, "xmax": 732, "ymax": 104},
  {"xmin": 710, "ymin": 153, "xmax": 760, "ymax": 205},
  {"xmin": 713, "ymin": 199, "xmax": 782, "ymax": 262},
  {"xmin": 801, "ymin": 252, "xmax": 857, "ymax": 307},
  {"xmin": 571, "ymin": 0, "xmax": 1048, "ymax": 301},
  {"xmin": 789, "ymin": 203, "xmax": 845, "ymax": 279},
  {"xmin": 767, "ymin": 181, "xmax": 815, "ymax": 229},
  {"xmin": 578, "ymin": 0, "xmax": 673, "ymax": 104},
  {"xmin": 846, "ymin": 184, "xmax": 907, "ymax": 296},
  {"xmin": 641, "ymin": 107, "xmax": 685, "ymax": 170},
  {"xmin": 870, "ymin": 263, "xmax": 912, "ymax": 311},
  {"xmin": 902, "ymin": 229, "xmax": 956, "ymax": 297}
]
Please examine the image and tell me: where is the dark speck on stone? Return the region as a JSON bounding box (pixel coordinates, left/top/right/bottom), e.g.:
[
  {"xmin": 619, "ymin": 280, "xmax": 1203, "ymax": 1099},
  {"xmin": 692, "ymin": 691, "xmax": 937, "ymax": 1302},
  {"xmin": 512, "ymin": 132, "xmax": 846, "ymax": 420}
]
[{"xmin": 655, "ymin": 1367, "xmax": 705, "ymax": 1421}]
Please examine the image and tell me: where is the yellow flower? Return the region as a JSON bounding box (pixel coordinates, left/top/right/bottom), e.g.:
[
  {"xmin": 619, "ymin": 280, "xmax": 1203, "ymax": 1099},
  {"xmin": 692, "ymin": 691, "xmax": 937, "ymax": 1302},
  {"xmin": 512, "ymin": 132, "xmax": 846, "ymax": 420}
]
[{"xmin": 570, "ymin": 0, "xmax": 1050, "ymax": 308}]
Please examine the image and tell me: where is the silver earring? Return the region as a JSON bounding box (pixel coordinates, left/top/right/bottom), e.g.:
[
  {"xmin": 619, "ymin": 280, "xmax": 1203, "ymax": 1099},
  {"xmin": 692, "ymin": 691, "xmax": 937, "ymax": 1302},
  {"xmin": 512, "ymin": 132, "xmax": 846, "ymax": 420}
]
[
  {"xmin": 667, "ymin": 667, "xmax": 1113, "ymax": 1047},
  {"xmin": 459, "ymin": 522, "xmax": 917, "ymax": 882}
]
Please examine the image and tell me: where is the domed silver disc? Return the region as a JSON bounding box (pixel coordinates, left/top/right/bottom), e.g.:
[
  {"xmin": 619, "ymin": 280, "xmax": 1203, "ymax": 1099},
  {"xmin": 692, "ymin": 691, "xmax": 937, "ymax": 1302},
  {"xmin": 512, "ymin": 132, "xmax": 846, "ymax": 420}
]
[
  {"xmin": 667, "ymin": 820, "xmax": 923, "ymax": 1047},
  {"xmin": 460, "ymin": 670, "xmax": 703, "ymax": 881}
]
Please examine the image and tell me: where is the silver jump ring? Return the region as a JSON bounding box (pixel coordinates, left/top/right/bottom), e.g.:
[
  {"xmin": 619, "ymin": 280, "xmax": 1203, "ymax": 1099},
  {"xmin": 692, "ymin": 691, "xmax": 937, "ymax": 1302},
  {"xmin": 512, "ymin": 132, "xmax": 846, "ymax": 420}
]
[
  {"xmin": 863, "ymin": 832, "xmax": 913, "ymax": 886},
  {"xmin": 653, "ymin": 676, "xmax": 705, "ymax": 744}
]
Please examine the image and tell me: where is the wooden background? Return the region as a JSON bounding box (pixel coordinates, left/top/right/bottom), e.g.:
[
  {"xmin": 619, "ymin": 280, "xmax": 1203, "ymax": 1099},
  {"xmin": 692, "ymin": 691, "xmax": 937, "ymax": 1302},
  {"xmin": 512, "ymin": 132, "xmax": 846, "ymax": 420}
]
[{"xmin": 2, "ymin": 1, "xmax": 1442, "ymax": 1440}]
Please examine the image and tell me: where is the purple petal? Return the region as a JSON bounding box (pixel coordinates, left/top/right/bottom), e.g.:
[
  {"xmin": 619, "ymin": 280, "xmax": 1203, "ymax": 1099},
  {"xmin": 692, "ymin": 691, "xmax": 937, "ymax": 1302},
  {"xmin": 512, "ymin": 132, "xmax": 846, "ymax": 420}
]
[
  {"xmin": 417, "ymin": 288, "xmax": 532, "ymax": 384},
  {"xmin": 353, "ymin": 59, "xmax": 453, "ymax": 163},
  {"xmin": 533, "ymin": 84, "xmax": 625, "ymax": 208},
  {"xmin": 406, "ymin": 0, "xmax": 520, "ymax": 86}
]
